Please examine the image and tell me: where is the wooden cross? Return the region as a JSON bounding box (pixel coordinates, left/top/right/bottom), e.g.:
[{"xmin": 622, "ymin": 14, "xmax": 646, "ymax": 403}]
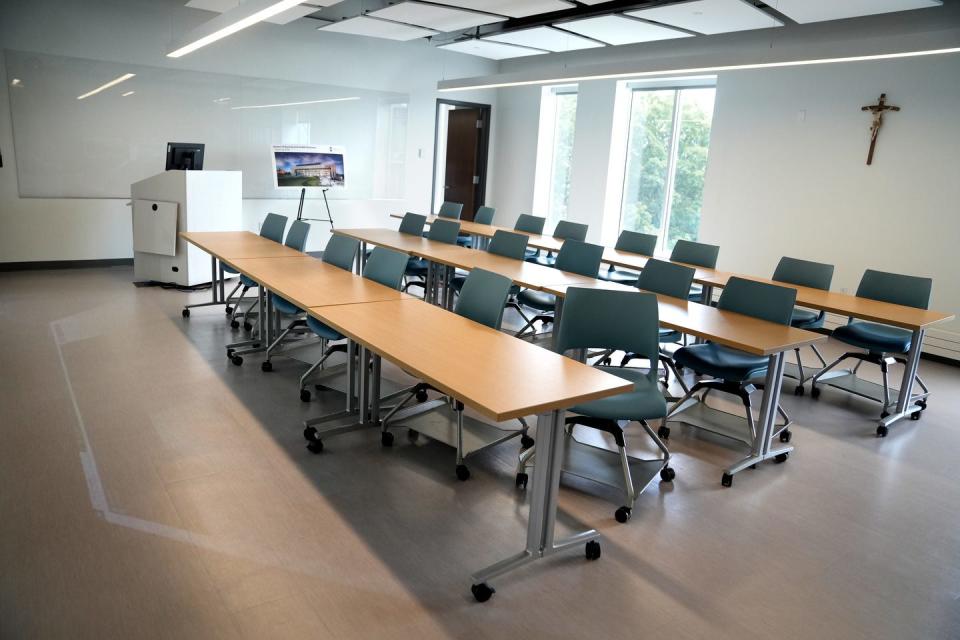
[{"xmin": 861, "ymin": 93, "xmax": 900, "ymax": 165}]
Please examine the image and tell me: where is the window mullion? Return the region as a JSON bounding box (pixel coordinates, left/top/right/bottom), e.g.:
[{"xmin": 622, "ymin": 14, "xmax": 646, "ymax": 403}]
[{"xmin": 659, "ymin": 90, "xmax": 683, "ymax": 253}]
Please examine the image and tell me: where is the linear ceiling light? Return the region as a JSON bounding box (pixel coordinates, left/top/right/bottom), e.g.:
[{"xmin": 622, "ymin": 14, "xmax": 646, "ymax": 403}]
[
  {"xmin": 77, "ymin": 73, "xmax": 136, "ymax": 100},
  {"xmin": 121, "ymin": 90, "xmax": 136, "ymax": 97},
  {"xmin": 230, "ymin": 96, "xmax": 360, "ymax": 110},
  {"xmin": 438, "ymin": 46, "xmax": 960, "ymax": 92},
  {"xmin": 168, "ymin": 0, "xmax": 306, "ymax": 58}
]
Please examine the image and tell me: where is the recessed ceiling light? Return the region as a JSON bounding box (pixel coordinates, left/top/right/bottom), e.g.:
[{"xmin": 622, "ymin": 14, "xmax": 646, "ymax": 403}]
[
  {"xmin": 77, "ymin": 73, "xmax": 136, "ymax": 100},
  {"xmin": 168, "ymin": 0, "xmax": 309, "ymax": 58},
  {"xmin": 11, "ymin": 78, "xmax": 23, "ymax": 87},
  {"xmin": 230, "ymin": 96, "xmax": 360, "ymax": 110},
  {"xmin": 121, "ymin": 90, "xmax": 135, "ymax": 97},
  {"xmin": 213, "ymin": 96, "xmax": 232, "ymax": 103}
]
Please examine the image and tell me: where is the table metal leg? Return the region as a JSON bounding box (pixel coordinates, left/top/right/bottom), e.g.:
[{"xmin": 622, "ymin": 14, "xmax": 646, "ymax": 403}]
[
  {"xmin": 357, "ymin": 242, "xmax": 366, "ymax": 275},
  {"xmin": 878, "ymin": 329, "xmax": 926, "ymax": 432},
  {"xmin": 184, "ymin": 256, "xmax": 233, "ymax": 313}
]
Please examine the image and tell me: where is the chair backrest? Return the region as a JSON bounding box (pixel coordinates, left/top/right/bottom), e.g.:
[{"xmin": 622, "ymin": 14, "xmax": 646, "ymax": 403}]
[
  {"xmin": 773, "ymin": 257, "xmax": 834, "ymax": 291},
  {"xmin": 717, "ymin": 277, "xmax": 797, "ymax": 325},
  {"xmin": 552, "ymin": 220, "xmax": 588, "ymax": 241},
  {"xmin": 437, "ymin": 201, "xmax": 463, "ymax": 220},
  {"xmin": 487, "ymin": 230, "xmax": 529, "ymax": 260},
  {"xmin": 398, "ymin": 212, "xmax": 427, "ymax": 235},
  {"xmin": 259, "ymin": 213, "xmax": 287, "ymax": 242},
  {"xmin": 322, "ymin": 234, "xmax": 359, "ymax": 271},
  {"xmin": 454, "ymin": 268, "xmax": 513, "ymax": 330},
  {"xmin": 474, "ymin": 206, "xmax": 496, "ymax": 225},
  {"xmin": 615, "ymin": 230, "xmax": 658, "ymax": 256},
  {"xmin": 514, "ymin": 214, "xmax": 546, "ymax": 234},
  {"xmin": 636, "ymin": 259, "xmax": 695, "ymax": 299},
  {"xmin": 670, "ymin": 239, "xmax": 719, "ymax": 269},
  {"xmin": 427, "ymin": 218, "xmax": 461, "ymax": 244},
  {"xmin": 856, "ymin": 269, "xmax": 932, "ymax": 310},
  {"xmin": 362, "ymin": 247, "xmax": 408, "ymax": 290},
  {"xmin": 555, "ymin": 240, "xmax": 604, "ymax": 277},
  {"xmin": 555, "ymin": 288, "xmax": 661, "ymax": 384},
  {"xmin": 283, "ymin": 220, "xmax": 311, "ymax": 251}
]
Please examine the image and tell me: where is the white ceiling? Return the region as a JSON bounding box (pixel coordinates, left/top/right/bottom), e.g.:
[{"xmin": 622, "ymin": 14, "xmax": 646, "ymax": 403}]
[
  {"xmin": 439, "ymin": 39, "xmax": 547, "ymax": 59},
  {"xmin": 319, "ymin": 16, "xmax": 437, "ymax": 40},
  {"xmin": 426, "ymin": 0, "xmax": 575, "ymax": 19},
  {"xmin": 558, "ymin": 15, "xmax": 692, "ymax": 46},
  {"xmin": 368, "ymin": 2, "xmax": 506, "ymax": 32},
  {"xmin": 772, "ymin": 0, "xmax": 942, "ymax": 24},
  {"xmin": 628, "ymin": 0, "xmax": 783, "ymax": 35},
  {"xmin": 485, "ymin": 26, "xmax": 604, "ymax": 52},
  {"xmin": 184, "ymin": 0, "xmax": 331, "ymax": 25}
]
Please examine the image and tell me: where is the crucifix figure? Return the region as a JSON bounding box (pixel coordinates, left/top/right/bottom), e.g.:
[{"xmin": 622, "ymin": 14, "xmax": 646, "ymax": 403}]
[{"xmin": 861, "ymin": 93, "xmax": 900, "ymax": 165}]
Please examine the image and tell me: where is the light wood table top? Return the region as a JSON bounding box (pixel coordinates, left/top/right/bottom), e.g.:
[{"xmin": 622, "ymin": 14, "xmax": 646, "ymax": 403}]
[
  {"xmin": 390, "ymin": 213, "xmax": 564, "ymax": 252},
  {"xmin": 180, "ymin": 231, "xmax": 304, "ymax": 260},
  {"xmin": 308, "ymin": 300, "xmax": 633, "ymax": 422},
  {"xmin": 227, "ymin": 257, "xmax": 415, "ymax": 309},
  {"xmin": 542, "ymin": 280, "xmax": 825, "ymax": 356}
]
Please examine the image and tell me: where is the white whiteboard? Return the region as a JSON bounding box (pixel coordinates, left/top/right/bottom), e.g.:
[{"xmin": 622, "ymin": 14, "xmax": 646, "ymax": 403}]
[{"xmin": 4, "ymin": 50, "xmax": 409, "ymax": 201}]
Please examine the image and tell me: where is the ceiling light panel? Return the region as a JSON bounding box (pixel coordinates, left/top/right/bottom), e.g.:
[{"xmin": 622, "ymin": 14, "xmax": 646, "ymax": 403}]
[
  {"xmin": 628, "ymin": 0, "xmax": 782, "ymax": 34},
  {"xmin": 772, "ymin": 0, "xmax": 941, "ymax": 24},
  {"xmin": 439, "ymin": 39, "xmax": 547, "ymax": 60},
  {"xmin": 368, "ymin": 2, "xmax": 506, "ymax": 31},
  {"xmin": 486, "ymin": 26, "xmax": 603, "ymax": 52},
  {"xmin": 425, "ymin": 0, "xmax": 574, "ymax": 19},
  {"xmin": 320, "ymin": 16, "xmax": 437, "ymax": 40},
  {"xmin": 559, "ymin": 15, "xmax": 691, "ymax": 46},
  {"xmin": 185, "ymin": 0, "xmax": 331, "ymax": 25}
]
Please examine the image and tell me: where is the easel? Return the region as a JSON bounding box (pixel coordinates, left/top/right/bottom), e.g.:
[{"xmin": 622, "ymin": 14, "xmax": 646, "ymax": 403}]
[{"xmin": 295, "ymin": 187, "xmax": 335, "ymax": 230}]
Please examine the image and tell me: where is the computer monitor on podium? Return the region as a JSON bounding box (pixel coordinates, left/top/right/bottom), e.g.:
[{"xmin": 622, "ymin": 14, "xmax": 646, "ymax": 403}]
[{"xmin": 166, "ymin": 142, "xmax": 205, "ymax": 171}]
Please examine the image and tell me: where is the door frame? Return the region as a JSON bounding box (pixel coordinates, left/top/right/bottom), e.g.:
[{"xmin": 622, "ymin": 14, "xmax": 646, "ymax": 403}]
[{"xmin": 431, "ymin": 99, "xmax": 492, "ymax": 218}]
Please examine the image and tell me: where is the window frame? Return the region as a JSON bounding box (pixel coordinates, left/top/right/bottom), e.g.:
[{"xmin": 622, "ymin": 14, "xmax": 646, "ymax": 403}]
[{"xmin": 533, "ymin": 84, "xmax": 579, "ymax": 227}]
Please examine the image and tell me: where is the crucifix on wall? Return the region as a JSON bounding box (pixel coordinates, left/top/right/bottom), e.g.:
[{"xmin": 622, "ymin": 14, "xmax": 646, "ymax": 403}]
[{"xmin": 861, "ymin": 93, "xmax": 900, "ymax": 166}]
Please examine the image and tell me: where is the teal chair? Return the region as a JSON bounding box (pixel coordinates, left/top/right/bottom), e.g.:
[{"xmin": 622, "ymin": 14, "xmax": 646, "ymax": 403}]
[
  {"xmin": 458, "ymin": 205, "xmax": 495, "ymax": 247},
  {"xmin": 772, "ymin": 257, "xmax": 835, "ymax": 396},
  {"xmin": 450, "ymin": 230, "xmax": 529, "ymax": 293},
  {"xmin": 403, "ymin": 219, "xmax": 461, "ymax": 294},
  {"xmin": 513, "ymin": 240, "xmax": 604, "ymax": 338},
  {"xmin": 379, "ymin": 269, "xmax": 531, "ymax": 480},
  {"xmin": 226, "ymin": 212, "xmax": 288, "ymax": 328},
  {"xmin": 437, "ymin": 201, "xmax": 463, "ymax": 219},
  {"xmin": 670, "ymin": 239, "xmax": 719, "ymax": 303},
  {"xmin": 514, "ymin": 214, "xmax": 547, "ymax": 260},
  {"xmin": 529, "ymin": 220, "xmax": 589, "ymax": 266},
  {"xmin": 599, "ymin": 230, "xmax": 658, "ymax": 285},
  {"xmin": 667, "ymin": 277, "xmax": 797, "ymax": 484},
  {"xmin": 811, "ymin": 269, "xmax": 932, "ymax": 432},
  {"xmin": 399, "ymin": 212, "xmax": 427, "ymax": 235},
  {"xmin": 516, "ymin": 287, "xmax": 673, "ymax": 523}
]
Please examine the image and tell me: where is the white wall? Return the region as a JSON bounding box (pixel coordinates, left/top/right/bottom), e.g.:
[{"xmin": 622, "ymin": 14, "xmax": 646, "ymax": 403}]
[{"xmin": 0, "ymin": 0, "xmax": 497, "ymax": 260}]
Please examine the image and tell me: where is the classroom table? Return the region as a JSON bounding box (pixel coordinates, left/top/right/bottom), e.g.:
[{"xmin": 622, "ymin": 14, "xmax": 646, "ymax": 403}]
[{"xmin": 389, "ymin": 213, "xmax": 564, "ymax": 253}]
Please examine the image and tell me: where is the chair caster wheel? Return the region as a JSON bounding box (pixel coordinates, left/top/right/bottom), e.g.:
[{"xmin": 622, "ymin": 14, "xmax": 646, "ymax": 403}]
[
  {"xmin": 415, "ymin": 389, "xmax": 428, "ymax": 402},
  {"xmin": 880, "ymin": 411, "xmax": 890, "ymax": 419},
  {"xmin": 659, "ymin": 467, "xmax": 676, "ymax": 482},
  {"xmin": 585, "ymin": 540, "xmax": 601, "ymax": 560},
  {"xmin": 614, "ymin": 507, "xmax": 632, "ymax": 523},
  {"xmin": 306, "ymin": 439, "xmax": 324, "ymax": 454},
  {"xmin": 918, "ymin": 399, "xmax": 928, "ymax": 410},
  {"xmin": 381, "ymin": 431, "xmax": 394, "ymax": 447},
  {"xmin": 721, "ymin": 473, "xmax": 733, "ymax": 487},
  {"xmin": 230, "ymin": 320, "xmax": 240, "ymax": 329},
  {"xmin": 520, "ymin": 434, "xmax": 535, "ymax": 449},
  {"xmin": 227, "ymin": 348, "xmax": 234, "ymax": 358},
  {"xmin": 794, "ymin": 385, "xmax": 805, "ymax": 396},
  {"xmin": 182, "ymin": 309, "xmax": 190, "ymax": 318},
  {"xmin": 810, "ymin": 386, "xmax": 821, "ymax": 399},
  {"xmin": 300, "ymin": 389, "xmax": 311, "ymax": 402},
  {"xmin": 456, "ymin": 465, "xmax": 470, "ymax": 481},
  {"xmin": 231, "ymin": 355, "xmax": 243, "ymax": 366},
  {"xmin": 225, "ymin": 306, "xmax": 233, "ymax": 314},
  {"xmin": 406, "ymin": 429, "xmax": 419, "ymax": 442},
  {"xmin": 911, "ymin": 411, "xmax": 921, "ymax": 420},
  {"xmin": 779, "ymin": 429, "xmax": 792, "ymax": 443},
  {"xmin": 515, "ymin": 472, "xmax": 528, "ymax": 490},
  {"xmin": 243, "ymin": 322, "xmax": 253, "ymax": 332},
  {"xmin": 876, "ymin": 425, "xmax": 889, "ymax": 438},
  {"xmin": 774, "ymin": 452, "xmax": 789, "ymax": 464},
  {"xmin": 261, "ymin": 361, "xmax": 273, "ymax": 372},
  {"xmin": 471, "ymin": 583, "xmax": 494, "ymax": 603},
  {"xmin": 657, "ymin": 425, "xmax": 670, "ymax": 440},
  {"xmin": 303, "ymin": 426, "xmax": 318, "ymax": 441}
]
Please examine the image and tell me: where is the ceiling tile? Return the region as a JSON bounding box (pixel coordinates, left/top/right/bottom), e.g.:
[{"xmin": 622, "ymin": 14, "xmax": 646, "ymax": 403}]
[
  {"xmin": 558, "ymin": 14, "xmax": 692, "ymax": 46},
  {"xmin": 368, "ymin": 1, "xmax": 506, "ymax": 31},
  {"xmin": 439, "ymin": 39, "xmax": 547, "ymax": 59},
  {"xmin": 628, "ymin": 0, "xmax": 782, "ymax": 35},
  {"xmin": 773, "ymin": 0, "xmax": 941, "ymax": 24},
  {"xmin": 425, "ymin": 0, "xmax": 575, "ymax": 19},
  {"xmin": 320, "ymin": 16, "xmax": 437, "ymax": 40},
  {"xmin": 485, "ymin": 26, "xmax": 603, "ymax": 52}
]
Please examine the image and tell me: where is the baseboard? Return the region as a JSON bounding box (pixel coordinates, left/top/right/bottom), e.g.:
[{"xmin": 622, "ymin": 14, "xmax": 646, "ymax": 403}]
[
  {"xmin": 809, "ymin": 327, "xmax": 960, "ymax": 368},
  {"xmin": 0, "ymin": 258, "xmax": 133, "ymax": 272}
]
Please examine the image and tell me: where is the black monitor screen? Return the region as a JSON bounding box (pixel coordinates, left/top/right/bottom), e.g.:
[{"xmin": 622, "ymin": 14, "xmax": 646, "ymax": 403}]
[{"xmin": 166, "ymin": 142, "xmax": 205, "ymax": 171}]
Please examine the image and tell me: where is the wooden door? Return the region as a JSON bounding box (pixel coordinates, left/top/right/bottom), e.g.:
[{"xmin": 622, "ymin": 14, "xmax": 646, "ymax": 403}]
[{"xmin": 443, "ymin": 108, "xmax": 482, "ymax": 221}]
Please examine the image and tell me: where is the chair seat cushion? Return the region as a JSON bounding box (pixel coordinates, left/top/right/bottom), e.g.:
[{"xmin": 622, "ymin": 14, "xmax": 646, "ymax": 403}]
[
  {"xmin": 688, "ymin": 284, "xmax": 704, "ymax": 302},
  {"xmin": 568, "ymin": 367, "xmax": 666, "ymax": 421},
  {"xmin": 832, "ymin": 321, "xmax": 912, "ymax": 354},
  {"xmin": 517, "ymin": 289, "xmax": 556, "ymax": 311},
  {"xmin": 457, "ymin": 235, "xmax": 472, "ymax": 247},
  {"xmin": 224, "ymin": 265, "xmax": 239, "ymax": 275},
  {"xmin": 405, "ymin": 257, "xmax": 429, "ymax": 278},
  {"xmin": 790, "ymin": 307, "xmax": 823, "ymax": 329},
  {"xmin": 673, "ymin": 343, "xmax": 769, "ymax": 382},
  {"xmin": 270, "ymin": 294, "xmax": 302, "ymax": 316},
  {"xmin": 524, "ymin": 248, "xmax": 539, "ymax": 260},
  {"xmin": 528, "ymin": 254, "xmax": 557, "ymax": 267},
  {"xmin": 240, "ymin": 274, "xmax": 257, "ymax": 287},
  {"xmin": 597, "ymin": 268, "xmax": 640, "ymax": 285},
  {"xmin": 306, "ymin": 315, "xmax": 345, "ymax": 341},
  {"xmin": 659, "ymin": 328, "xmax": 682, "ymax": 343}
]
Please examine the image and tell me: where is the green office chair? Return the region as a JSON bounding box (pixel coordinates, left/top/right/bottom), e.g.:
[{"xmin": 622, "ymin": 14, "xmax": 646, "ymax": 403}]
[
  {"xmin": 598, "ymin": 230, "xmax": 658, "ymax": 285},
  {"xmin": 459, "ymin": 205, "xmax": 495, "ymax": 247},
  {"xmin": 379, "ymin": 269, "xmax": 532, "ymax": 480},
  {"xmin": 224, "ymin": 212, "xmax": 288, "ymax": 328},
  {"xmin": 670, "ymin": 239, "xmax": 719, "ymax": 303},
  {"xmin": 772, "ymin": 257, "xmax": 835, "ymax": 396},
  {"xmin": 811, "ymin": 269, "xmax": 932, "ymax": 433},
  {"xmin": 399, "ymin": 212, "xmax": 427, "ymax": 235},
  {"xmin": 516, "ymin": 287, "xmax": 673, "ymax": 523},
  {"xmin": 437, "ymin": 201, "xmax": 463, "ymax": 219},
  {"xmin": 528, "ymin": 220, "xmax": 589, "ymax": 267},
  {"xmin": 450, "ymin": 230, "xmax": 529, "ymax": 293},
  {"xmin": 514, "ymin": 240, "xmax": 604, "ymax": 338},
  {"xmin": 514, "ymin": 214, "xmax": 546, "ymax": 260},
  {"xmin": 666, "ymin": 278, "xmax": 797, "ymax": 482},
  {"xmin": 403, "ymin": 219, "xmax": 461, "ymax": 294}
]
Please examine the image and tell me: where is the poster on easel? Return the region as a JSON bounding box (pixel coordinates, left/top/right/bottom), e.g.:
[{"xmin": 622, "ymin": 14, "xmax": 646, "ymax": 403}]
[{"xmin": 272, "ymin": 144, "xmax": 346, "ymax": 189}]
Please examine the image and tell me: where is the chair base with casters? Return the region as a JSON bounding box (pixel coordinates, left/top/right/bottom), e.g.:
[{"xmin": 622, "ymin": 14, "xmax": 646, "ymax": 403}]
[
  {"xmin": 516, "ymin": 416, "xmax": 673, "ymax": 523},
  {"xmin": 379, "ymin": 384, "xmax": 532, "ymax": 481},
  {"xmin": 619, "ymin": 352, "xmax": 690, "ymax": 400},
  {"xmin": 511, "ymin": 290, "xmax": 556, "ymax": 339}
]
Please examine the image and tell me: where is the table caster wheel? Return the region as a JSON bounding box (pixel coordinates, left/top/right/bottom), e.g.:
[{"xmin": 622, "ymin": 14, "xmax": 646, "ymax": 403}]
[
  {"xmin": 415, "ymin": 389, "xmax": 428, "ymax": 402},
  {"xmin": 230, "ymin": 320, "xmax": 240, "ymax": 329},
  {"xmin": 515, "ymin": 472, "xmax": 528, "ymax": 490},
  {"xmin": 585, "ymin": 540, "xmax": 601, "ymax": 560},
  {"xmin": 261, "ymin": 361, "xmax": 273, "ymax": 372},
  {"xmin": 660, "ymin": 467, "xmax": 676, "ymax": 482},
  {"xmin": 779, "ymin": 429, "xmax": 792, "ymax": 443},
  {"xmin": 876, "ymin": 425, "xmax": 889, "ymax": 438},
  {"xmin": 810, "ymin": 386, "xmax": 821, "ymax": 399},
  {"xmin": 794, "ymin": 385, "xmax": 805, "ymax": 396},
  {"xmin": 721, "ymin": 473, "xmax": 733, "ymax": 487},
  {"xmin": 407, "ymin": 429, "xmax": 419, "ymax": 442},
  {"xmin": 306, "ymin": 439, "xmax": 324, "ymax": 454},
  {"xmin": 657, "ymin": 425, "xmax": 670, "ymax": 440},
  {"xmin": 456, "ymin": 465, "xmax": 470, "ymax": 481},
  {"xmin": 225, "ymin": 306, "xmax": 233, "ymax": 315},
  {"xmin": 774, "ymin": 452, "xmax": 789, "ymax": 464},
  {"xmin": 911, "ymin": 411, "xmax": 921, "ymax": 420},
  {"xmin": 231, "ymin": 355, "xmax": 243, "ymax": 366},
  {"xmin": 471, "ymin": 583, "xmax": 494, "ymax": 603},
  {"xmin": 381, "ymin": 431, "xmax": 394, "ymax": 447},
  {"xmin": 520, "ymin": 434, "xmax": 534, "ymax": 449},
  {"xmin": 182, "ymin": 308, "xmax": 190, "ymax": 318},
  {"xmin": 243, "ymin": 322, "xmax": 253, "ymax": 332},
  {"xmin": 300, "ymin": 389, "xmax": 311, "ymax": 402},
  {"xmin": 614, "ymin": 506, "xmax": 632, "ymax": 523}
]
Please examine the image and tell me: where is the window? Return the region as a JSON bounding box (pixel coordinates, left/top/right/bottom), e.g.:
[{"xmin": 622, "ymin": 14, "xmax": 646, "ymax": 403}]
[
  {"xmin": 618, "ymin": 86, "xmax": 715, "ymax": 252},
  {"xmin": 534, "ymin": 86, "xmax": 578, "ymax": 226}
]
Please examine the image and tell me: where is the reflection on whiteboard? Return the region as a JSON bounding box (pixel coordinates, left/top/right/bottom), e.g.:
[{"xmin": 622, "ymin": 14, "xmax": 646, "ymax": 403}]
[{"xmin": 273, "ymin": 145, "xmax": 346, "ymax": 189}]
